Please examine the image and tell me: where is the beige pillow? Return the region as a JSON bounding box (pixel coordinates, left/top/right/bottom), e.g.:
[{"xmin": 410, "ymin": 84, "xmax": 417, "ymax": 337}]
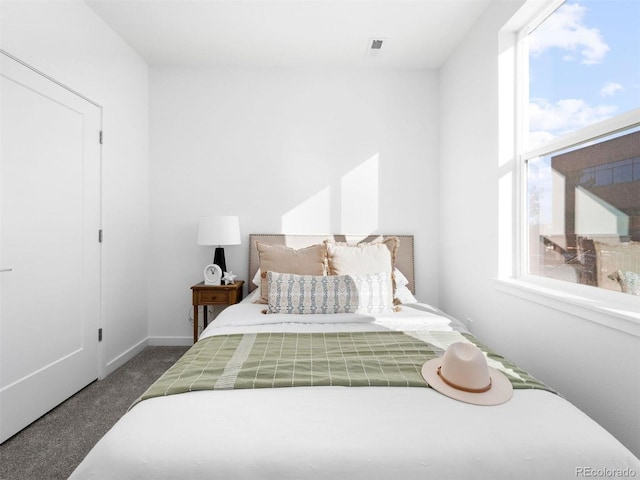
[
  {"xmin": 256, "ymin": 241, "xmax": 327, "ymax": 303},
  {"xmin": 325, "ymin": 236, "xmax": 398, "ymax": 275}
]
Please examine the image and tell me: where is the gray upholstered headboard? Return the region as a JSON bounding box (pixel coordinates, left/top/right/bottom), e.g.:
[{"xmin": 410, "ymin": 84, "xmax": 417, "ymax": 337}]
[{"xmin": 248, "ymin": 234, "xmax": 415, "ymax": 294}]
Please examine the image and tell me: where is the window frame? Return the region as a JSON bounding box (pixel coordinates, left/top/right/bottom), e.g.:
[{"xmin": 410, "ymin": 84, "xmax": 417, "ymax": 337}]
[{"xmin": 509, "ymin": 0, "xmax": 640, "ymax": 332}]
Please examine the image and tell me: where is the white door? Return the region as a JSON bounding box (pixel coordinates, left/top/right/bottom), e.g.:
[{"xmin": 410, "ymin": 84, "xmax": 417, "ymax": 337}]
[{"xmin": 0, "ymin": 53, "xmax": 101, "ymax": 442}]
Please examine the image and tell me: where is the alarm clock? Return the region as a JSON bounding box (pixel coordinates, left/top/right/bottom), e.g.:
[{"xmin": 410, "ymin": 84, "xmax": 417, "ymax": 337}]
[{"xmin": 204, "ymin": 264, "xmax": 223, "ymax": 285}]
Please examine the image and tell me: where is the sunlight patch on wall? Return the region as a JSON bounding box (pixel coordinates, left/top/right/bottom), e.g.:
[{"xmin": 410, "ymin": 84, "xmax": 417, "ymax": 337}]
[
  {"xmin": 281, "ymin": 187, "xmax": 331, "ymax": 234},
  {"xmin": 498, "ymin": 171, "xmax": 513, "ymax": 277},
  {"xmin": 341, "ymin": 154, "xmax": 379, "ymax": 234}
]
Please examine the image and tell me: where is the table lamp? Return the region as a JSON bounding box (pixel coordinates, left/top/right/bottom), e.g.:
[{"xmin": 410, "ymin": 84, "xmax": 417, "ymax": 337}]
[{"xmin": 197, "ymin": 215, "xmax": 241, "ymax": 276}]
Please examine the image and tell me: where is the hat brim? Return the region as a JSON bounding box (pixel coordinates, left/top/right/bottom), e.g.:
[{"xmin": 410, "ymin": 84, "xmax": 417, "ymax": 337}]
[{"xmin": 421, "ymin": 358, "xmax": 513, "ymax": 406}]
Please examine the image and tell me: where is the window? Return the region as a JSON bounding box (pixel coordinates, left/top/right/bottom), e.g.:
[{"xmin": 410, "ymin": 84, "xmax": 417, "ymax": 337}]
[{"xmin": 518, "ymin": 0, "xmax": 640, "ymax": 297}]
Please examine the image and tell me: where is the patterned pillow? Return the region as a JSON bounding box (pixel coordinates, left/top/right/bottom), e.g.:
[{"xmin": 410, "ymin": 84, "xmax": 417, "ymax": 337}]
[
  {"xmin": 607, "ymin": 270, "xmax": 640, "ymax": 296},
  {"xmin": 266, "ymin": 271, "xmax": 394, "ymax": 314}
]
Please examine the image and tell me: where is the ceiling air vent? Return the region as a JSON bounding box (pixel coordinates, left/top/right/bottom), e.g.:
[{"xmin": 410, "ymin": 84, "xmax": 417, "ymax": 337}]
[{"xmin": 366, "ymin": 37, "xmax": 387, "ymax": 58}]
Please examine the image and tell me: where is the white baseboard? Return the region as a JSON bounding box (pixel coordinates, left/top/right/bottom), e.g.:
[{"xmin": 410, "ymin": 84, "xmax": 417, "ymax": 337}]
[
  {"xmin": 104, "ymin": 337, "xmax": 149, "ymax": 377},
  {"xmin": 102, "ymin": 337, "xmax": 192, "ymax": 378}
]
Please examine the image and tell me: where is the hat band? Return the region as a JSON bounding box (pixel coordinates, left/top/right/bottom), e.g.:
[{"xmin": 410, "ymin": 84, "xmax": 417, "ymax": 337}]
[{"xmin": 437, "ymin": 366, "xmax": 492, "ymax": 394}]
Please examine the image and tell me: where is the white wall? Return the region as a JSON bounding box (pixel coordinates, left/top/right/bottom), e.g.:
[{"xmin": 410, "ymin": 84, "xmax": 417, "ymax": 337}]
[
  {"xmin": 6, "ymin": 0, "xmax": 636, "ymax": 460},
  {"xmin": 1, "ymin": 1, "xmax": 150, "ymax": 375},
  {"xmin": 149, "ymin": 67, "xmax": 439, "ymax": 342},
  {"xmin": 439, "ymin": 0, "xmax": 640, "ymax": 457}
]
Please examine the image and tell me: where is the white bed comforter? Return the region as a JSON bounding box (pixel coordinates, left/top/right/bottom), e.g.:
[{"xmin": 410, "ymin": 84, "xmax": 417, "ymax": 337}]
[{"xmin": 70, "ymin": 303, "xmax": 640, "ymax": 480}]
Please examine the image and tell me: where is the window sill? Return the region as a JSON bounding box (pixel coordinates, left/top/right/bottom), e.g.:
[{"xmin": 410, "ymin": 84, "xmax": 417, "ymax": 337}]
[{"xmin": 494, "ymin": 277, "xmax": 640, "ymax": 338}]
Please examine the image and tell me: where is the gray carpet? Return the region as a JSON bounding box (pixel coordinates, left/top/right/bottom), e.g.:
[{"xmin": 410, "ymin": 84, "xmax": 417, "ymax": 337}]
[{"xmin": 0, "ymin": 346, "xmax": 189, "ymax": 480}]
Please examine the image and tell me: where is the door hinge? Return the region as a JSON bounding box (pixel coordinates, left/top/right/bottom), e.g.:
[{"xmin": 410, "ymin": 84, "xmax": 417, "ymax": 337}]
[
  {"xmin": 98, "ymin": 328, "xmax": 103, "ymax": 342},
  {"xmin": 99, "ymin": 130, "xmax": 103, "ymax": 144},
  {"xmin": 98, "ymin": 229, "xmax": 103, "ymax": 243}
]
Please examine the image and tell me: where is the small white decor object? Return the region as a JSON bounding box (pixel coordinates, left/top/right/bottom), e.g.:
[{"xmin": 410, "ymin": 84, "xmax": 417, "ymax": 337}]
[
  {"xmin": 204, "ymin": 264, "xmax": 222, "ymax": 285},
  {"xmin": 222, "ymin": 271, "xmax": 237, "ymax": 285}
]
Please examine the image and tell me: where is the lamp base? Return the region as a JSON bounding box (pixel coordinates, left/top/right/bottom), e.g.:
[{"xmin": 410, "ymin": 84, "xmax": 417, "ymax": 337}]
[{"xmin": 213, "ymin": 247, "xmax": 227, "ymax": 274}]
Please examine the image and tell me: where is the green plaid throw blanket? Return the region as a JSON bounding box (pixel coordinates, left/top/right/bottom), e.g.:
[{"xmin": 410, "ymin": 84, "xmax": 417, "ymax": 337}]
[{"xmin": 133, "ymin": 331, "xmax": 552, "ymax": 408}]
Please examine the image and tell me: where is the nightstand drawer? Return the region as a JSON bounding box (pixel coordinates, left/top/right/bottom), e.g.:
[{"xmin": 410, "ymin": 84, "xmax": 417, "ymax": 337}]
[
  {"xmin": 198, "ymin": 290, "xmax": 229, "ymax": 304},
  {"xmin": 191, "ymin": 280, "xmax": 244, "ymax": 343}
]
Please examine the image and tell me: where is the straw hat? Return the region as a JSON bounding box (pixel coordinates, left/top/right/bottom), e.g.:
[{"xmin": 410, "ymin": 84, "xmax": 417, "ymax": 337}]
[{"xmin": 421, "ymin": 342, "xmax": 513, "ymax": 406}]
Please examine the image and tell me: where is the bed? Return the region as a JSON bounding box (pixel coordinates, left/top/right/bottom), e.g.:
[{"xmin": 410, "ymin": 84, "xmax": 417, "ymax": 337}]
[{"xmin": 70, "ymin": 234, "xmax": 640, "ymax": 479}]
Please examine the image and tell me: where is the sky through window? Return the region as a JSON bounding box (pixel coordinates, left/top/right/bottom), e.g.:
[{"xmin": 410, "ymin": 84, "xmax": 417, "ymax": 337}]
[{"xmin": 528, "ymin": 0, "xmax": 640, "ymax": 148}]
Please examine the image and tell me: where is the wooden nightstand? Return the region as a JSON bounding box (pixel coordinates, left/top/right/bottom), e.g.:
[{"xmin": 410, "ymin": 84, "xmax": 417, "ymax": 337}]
[{"xmin": 191, "ymin": 280, "xmax": 244, "ymax": 343}]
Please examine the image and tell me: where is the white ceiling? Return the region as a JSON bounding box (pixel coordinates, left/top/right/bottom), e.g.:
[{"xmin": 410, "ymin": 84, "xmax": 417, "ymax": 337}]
[{"xmin": 85, "ymin": 0, "xmax": 491, "ymax": 69}]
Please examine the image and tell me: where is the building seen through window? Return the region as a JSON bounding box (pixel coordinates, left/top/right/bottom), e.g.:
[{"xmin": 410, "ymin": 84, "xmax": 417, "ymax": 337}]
[
  {"xmin": 527, "ymin": 129, "xmax": 640, "ymax": 293},
  {"xmin": 523, "ymin": 0, "xmax": 639, "ymax": 296}
]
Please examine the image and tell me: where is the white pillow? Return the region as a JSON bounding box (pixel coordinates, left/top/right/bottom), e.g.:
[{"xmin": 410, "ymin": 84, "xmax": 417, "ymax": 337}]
[
  {"xmin": 392, "ymin": 267, "xmax": 416, "ymax": 303},
  {"xmin": 252, "ymin": 268, "xmax": 261, "ymax": 287},
  {"xmin": 325, "ymin": 238, "xmax": 396, "ymax": 276},
  {"xmin": 243, "ymin": 287, "xmax": 262, "ymax": 304},
  {"xmin": 394, "ymin": 285, "xmax": 417, "ymax": 304},
  {"xmin": 394, "ymin": 267, "xmax": 409, "ymax": 287}
]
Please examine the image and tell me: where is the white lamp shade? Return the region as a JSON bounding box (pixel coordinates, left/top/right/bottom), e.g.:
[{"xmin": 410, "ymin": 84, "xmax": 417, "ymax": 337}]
[{"xmin": 197, "ymin": 216, "xmax": 241, "ymax": 246}]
